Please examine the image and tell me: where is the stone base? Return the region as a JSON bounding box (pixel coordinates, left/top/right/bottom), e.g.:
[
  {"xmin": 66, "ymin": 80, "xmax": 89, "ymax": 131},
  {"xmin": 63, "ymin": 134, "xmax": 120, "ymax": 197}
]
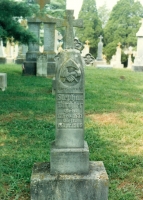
[
  {"xmin": 97, "ymin": 65, "xmax": 112, "ymax": 69},
  {"xmin": 0, "ymin": 73, "xmax": 7, "ymax": 91},
  {"xmin": 132, "ymin": 66, "xmax": 143, "ymax": 72},
  {"xmin": 93, "ymin": 60, "xmax": 106, "ymax": 67},
  {"xmin": 31, "ymin": 161, "xmax": 109, "ymax": 200},
  {"xmin": 23, "ymin": 61, "xmax": 36, "ymax": 76},
  {"xmin": 15, "ymin": 58, "xmax": 25, "ymax": 64},
  {"xmin": 50, "ymin": 141, "xmax": 89, "ymax": 175},
  {"xmin": 47, "ymin": 62, "xmax": 55, "ymax": 75},
  {"xmin": 6, "ymin": 58, "xmax": 14, "ymax": 64}
]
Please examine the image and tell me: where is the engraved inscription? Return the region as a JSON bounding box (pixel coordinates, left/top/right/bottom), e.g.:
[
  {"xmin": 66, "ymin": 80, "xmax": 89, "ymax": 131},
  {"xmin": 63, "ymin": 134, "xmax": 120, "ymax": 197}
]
[{"xmin": 57, "ymin": 94, "xmax": 83, "ymax": 129}]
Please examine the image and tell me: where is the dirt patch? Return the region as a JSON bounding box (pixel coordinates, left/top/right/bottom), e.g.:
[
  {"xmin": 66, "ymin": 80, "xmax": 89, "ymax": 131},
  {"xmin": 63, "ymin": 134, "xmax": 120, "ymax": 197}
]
[{"xmin": 87, "ymin": 113, "xmax": 125, "ymax": 126}]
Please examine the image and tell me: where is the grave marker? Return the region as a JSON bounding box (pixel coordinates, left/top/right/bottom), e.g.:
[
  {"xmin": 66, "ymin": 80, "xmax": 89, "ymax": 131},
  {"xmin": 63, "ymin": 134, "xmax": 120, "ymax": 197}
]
[{"xmin": 30, "ymin": 10, "xmax": 109, "ymax": 200}]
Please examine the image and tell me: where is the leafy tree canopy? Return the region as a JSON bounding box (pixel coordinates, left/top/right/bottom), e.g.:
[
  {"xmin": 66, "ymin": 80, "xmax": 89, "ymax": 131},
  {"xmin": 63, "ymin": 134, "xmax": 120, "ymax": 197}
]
[
  {"xmin": 104, "ymin": 0, "xmax": 143, "ymax": 61},
  {"xmin": 97, "ymin": 3, "xmax": 111, "ymax": 28},
  {"xmin": 0, "ymin": 0, "xmax": 38, "ymax": 45},
  {"xmin": 76, "ymin": 0, "xmax": 103, "ymax": 57},
  {"xmin": 45, "ymin": 0, "xmax": 66, "ymax": 18}
]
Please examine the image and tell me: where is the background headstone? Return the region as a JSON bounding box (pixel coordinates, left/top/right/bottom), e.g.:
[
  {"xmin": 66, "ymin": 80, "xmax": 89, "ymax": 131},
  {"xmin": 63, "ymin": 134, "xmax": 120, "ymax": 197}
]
[
  {"xmin": 96, "ymin": 35, "xmax": 103, "ymax": 61},
  {"xmin": 110, "ymin": 43, "xmax": 123, "ymax": 68},
  {"xmin": 37, "ymin": 54, "xmax": 47, "ymax": 76},
  {"xmin": 0, "ymin": 73, "xmax": 7, "ymax": 91},
  {"xmin": 133, "ymin": 19, "xmax": 143, "ymax": 71},
  {"xmin": 0, "ymin": 39, "xmax": 6, "ymax": 64},
  {"xmin": 81, "ymin": 40, "xmax": 90, "ymax": 57}
]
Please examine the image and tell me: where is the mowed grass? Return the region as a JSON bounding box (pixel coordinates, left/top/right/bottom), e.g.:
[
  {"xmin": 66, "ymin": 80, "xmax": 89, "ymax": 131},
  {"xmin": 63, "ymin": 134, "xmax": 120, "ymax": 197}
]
[{"xmin": 0, "ymin": 64, "xmax": 143, "ymax": 200}]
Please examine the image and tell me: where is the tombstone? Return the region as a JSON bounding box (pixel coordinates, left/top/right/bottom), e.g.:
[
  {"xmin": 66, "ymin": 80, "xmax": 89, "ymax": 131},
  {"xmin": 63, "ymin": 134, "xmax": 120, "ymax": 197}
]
[
  {"xmin": 110, "ymin": 55, "xmax": 116, "ymax": 67},
  {"xmin": 133, "ymin": 19, "xmax": 143, "ymax": 71},
  {"xmin": 0, "ymin": 39, "xmax": 6, "ymax": 64},
  {"xmin": 30, "ymin": 10, "xmax": 109, "ymax": 200},
  {"xmin": 43, "ymin": 18, "xmax": 57, "ymax": 75},
  {"xmin": 96, "ymin": 35, "xmax": 103, "ymax": 61},
  {"xmin": 0, "ymin": 73, "xmax": 7, "ymax": 91},
  {"xmin": 15, "ymin": 44, "xmax": 28, "ymax": 64},
  {"xmin": 5, "ymin": 40, "xmax": 14, "ymax": 64},
  {"xmin": 94, "ymin": 35, "xmax": 106, "ymax": 66},
  {"xmin": 81, "ymin": 40, "xmax": 90, "ymax": 57},
  {"xmin": 23, "ymin": 0, "xmax": 52, "ymax": 76},
  {"xmin": 36, "ymin": 54, "xmax": 47, "ymax": 76},
  {"xmin": 124, "ymin": 46, "xmax": 133, "ymax": 69},
  {"xmin": 114, "ymin": 42, "xmax": 124, "ymax": 68}
]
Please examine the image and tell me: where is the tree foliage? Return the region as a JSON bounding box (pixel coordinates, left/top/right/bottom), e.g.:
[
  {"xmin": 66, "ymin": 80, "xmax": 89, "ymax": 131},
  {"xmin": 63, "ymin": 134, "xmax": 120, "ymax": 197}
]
[
  {"xmin": 0, "ymin": 0, "xmax": 38, "ymax": 45},
  {"xmin": 76, "ymin": 0, "xmax": 103, "ymax": 57},
  {"xmin": 45, "ymin": 0, "xmax": 66, "ymax": 18},
  {"xmin": 103, "ymin": 0, "xmax": 143, "ymax": 62},
  {"xmin": 98, "ymin": 3, "xmax": 111, "ymax": 28}
]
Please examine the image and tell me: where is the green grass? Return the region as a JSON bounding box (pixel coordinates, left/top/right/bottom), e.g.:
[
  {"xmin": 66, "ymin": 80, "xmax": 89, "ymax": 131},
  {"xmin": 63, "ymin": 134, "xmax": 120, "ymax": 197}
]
[{"xmin": 0, "ymin": 64, "xmax": 143, "ymax": 200}]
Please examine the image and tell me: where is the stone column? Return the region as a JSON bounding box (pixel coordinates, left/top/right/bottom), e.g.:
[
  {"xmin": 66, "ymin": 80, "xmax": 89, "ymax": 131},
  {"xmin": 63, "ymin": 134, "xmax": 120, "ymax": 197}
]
[
  {"xmin": 23, "ymin": 22, "xmax": 41, "ymax": 75},
  {"xmin": 43, "ymin": 22, "xmax": 56, "ymax": 75},
  {"xmin": 26, "ymin": 22, "xmax": 40, "ymax": 61}
]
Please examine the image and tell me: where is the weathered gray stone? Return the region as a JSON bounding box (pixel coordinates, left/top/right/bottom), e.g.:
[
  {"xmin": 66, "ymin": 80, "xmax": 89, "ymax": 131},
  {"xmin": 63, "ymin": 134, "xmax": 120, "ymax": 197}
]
[
  {"xmin": 0, "ymin": 73, "xmax": 7, "ymax": 91},
  {"xmin": 55, "ymin": 49, "xmax": 85, "ymax": 149},
  {"xmin": 37, "ymin": 54, "xmax": 47, "ymax": 76},
  {"xmin": 23, "ymin": 22, "xmax": 41, "ymax": 75},
  {"xmin": 56, "ymin": 10, "xmax": 83, "ymax": 49},
  {"xmin": 31, "ymin": 161, "xmax": 109, "ymax": 200},
  {"xmin": 50, "ymin": 141, "xmax": 89, "ymax": 175},
  {"xmin": 30, "ymin": 9, "xmax": 109, "ymax": 200},
  {"xmin": 15, "ymin": 44, "xmax": 28, "ymax": 64}
]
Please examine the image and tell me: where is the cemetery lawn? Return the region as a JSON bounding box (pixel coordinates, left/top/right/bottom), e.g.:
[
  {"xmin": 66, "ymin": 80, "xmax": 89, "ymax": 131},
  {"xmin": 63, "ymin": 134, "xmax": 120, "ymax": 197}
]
[{"xmin": 0, "ymin": 64, "xmax": 143, "ymax": 200}]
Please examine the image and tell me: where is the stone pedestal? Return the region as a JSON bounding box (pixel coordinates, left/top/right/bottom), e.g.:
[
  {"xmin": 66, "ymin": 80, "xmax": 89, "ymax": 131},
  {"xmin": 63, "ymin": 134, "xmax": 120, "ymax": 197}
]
[
  {"xmin": 37, "ymin": 54, "xmax": 47, "ymax": 76},
  {"xmin": 0, "ymin": 73, "xmax": 7, "ymax": 91},
  {"xmin": 23, "ymin": 22, "xmax": 41, "ymax": 75},
  {"xmin": 31, "ymin": 161, "xmax": 109, "ymax": 200},
  {"xmin": 44, "ymin": 23, "xmax": 56, "ymax": 75},
  {"xmin": 22, "ymin": 61, "xmax": 37, "ymax": 75},
  {"xmin": 96, "ymin": 65, "xmax": 113, "ymax": 69},
  {"xmin": 50, "ymin": 141, "xmax": 89, "ymax": 175}
]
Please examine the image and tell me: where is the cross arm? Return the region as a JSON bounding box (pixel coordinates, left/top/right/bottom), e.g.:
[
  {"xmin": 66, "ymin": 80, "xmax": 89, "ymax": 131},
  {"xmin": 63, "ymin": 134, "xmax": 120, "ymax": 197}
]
[{"xmin": 73, "ymin": 19, "xmax": 83, "ymax": 28}]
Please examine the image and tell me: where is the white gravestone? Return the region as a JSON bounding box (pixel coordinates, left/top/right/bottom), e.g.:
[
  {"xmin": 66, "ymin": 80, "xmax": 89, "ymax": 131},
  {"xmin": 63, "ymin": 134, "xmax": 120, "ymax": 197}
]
[
  {"xmin": 133, "ymin": 19, "xmax": 143, "ymax": 71},
  {"xmin": 111, "ymin": 43, "xmax": 123, "ymax": 68},
  {"xmin": 0, "ymin": 73, "xmax": 7, "ymax": 91},
  {"xmin": 81, "ymin": 40, "xmax": 90, "ymax": 57}
]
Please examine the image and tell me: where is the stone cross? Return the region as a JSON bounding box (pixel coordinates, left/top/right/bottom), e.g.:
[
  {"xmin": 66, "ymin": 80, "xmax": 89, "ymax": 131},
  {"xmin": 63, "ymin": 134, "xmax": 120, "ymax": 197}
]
[
  {"xmin": 99, "ymin": 35, "xmax": 103, "ymax": 42},
  {"xmin": 34, "ymin": 0, "xmax": 50, "ymax": 10},
  {"xmin": 57, "ymin": 10, "xmax": 83, "ymax": 49},
  {"xmin": 85, "ymin": 40, "xmax": 89, "ymax": 45},
  {"xmin": 118, "ymin": 42, "xmax": 121, "ymax": 47}
]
